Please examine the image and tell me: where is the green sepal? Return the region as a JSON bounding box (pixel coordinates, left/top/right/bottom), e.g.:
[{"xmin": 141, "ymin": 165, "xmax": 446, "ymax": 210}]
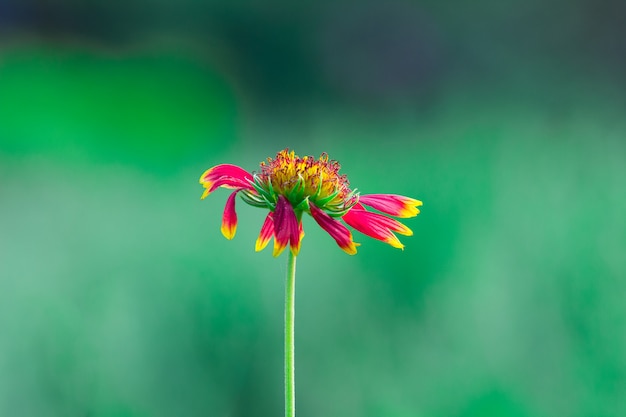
[
  {"xmin": 295, "ymin": 197, "xmax": 310, "ymax": 212},
  {"xmin": 313, "ymin": 189, "xmax": 340, "ymax": 207},
  {"xmin": 240, "ymin": 191, "xmax": 270, "ymax": 208},
  {"xmin": 311, "ymin": 173, "xmax": 324, "ymax": 200},
  {"xmin": 249, "ymin": 177, "xmax": 273, "ymax": 201},
  {"xmin": 327, "ymin": 208, "xmax": 351, "ymax": 218},
  {"xmin": 343, "ymin": 188, "xmax": 359, "ymax": 204},
  {"xmin": 260, "ymin": 193, "xmax": 277, "ymax": 210},
  {"xmin": 287, "ymin": 176, "xmax": 305, "ymax": 202},
  {"xmin": 241, "ymin": 197, "xmax": 269, "ymax": 208},
  {"xmin": 264, "ymin": 175, "xmax": 275, "ymax": 196}
]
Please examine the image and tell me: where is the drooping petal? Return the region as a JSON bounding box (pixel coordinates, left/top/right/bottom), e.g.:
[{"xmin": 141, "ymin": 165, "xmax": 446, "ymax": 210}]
[
  {"xmin": 272, "ymin": 195, "xmax": 301, "ymax": 257},
  {"xmin": 199, "ymin": 164, "xmax": 255, "ymax": 199},
  {"xmin": 200, "ymin": 164, "xmax": 253, "ymax": 184},
  {"xmin": 310, "ymin": 203, "xmax": 359, "ymax": 255},
  {"xmin": 221, "ymin": 192, "xmax": 239, "ymax": 240},
  {"xmin": 291, "ymin": 219, "xmax": 305, "ymax": 256},
  {"xmin": 255, "ymin": 212, "xmax": 274, "ymax": 252},
  {"xmin": 347, "ymin": 208, "xmax": 412, "ymax": 236},
  {"xmin": 343, "ymin": 208, "xmax": 407, "ymax": 249},
  {"xmin": 359, "ymin": 194, "xmax": 423, "ymax": 218}
]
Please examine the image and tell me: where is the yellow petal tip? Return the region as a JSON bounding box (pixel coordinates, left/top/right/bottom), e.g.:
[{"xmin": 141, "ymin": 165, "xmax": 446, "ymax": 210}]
[
  {"xmin": 200, "ymin": 188, "xmax": 211, "ymax": 200},
  {"xmin": 221, "ymin": 226, "xmax": 236, "ymax": 240},
  {"xmin": 255, "ymin": 238, "xmax": 270, "ymax": 252}
]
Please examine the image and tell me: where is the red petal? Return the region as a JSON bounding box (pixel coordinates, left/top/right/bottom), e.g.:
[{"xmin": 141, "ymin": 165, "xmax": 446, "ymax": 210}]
[
  {"xmin": 359, "ymin": 194, "xmax": 422, "ymax": 218},
  {"xmin": 348, "ymin": 208, "xmax": 412, "ymax": 236},
  {"xmin": 220, "ymin": 192, "xmax": 239, "ymax": 239},
  {"xmin": 255, "ymin": 212, "xmax": 274, "ymax": 252},
  {"xmin": 273, "ymin": 195, "xmax": 300, "ymax": 257},
  {"xmin": 310, "ymin": 203, "xmax": 358, "ymax": 255},
  {"xmin": 200, "ymin": 164, "xmax": 253, "ymax": 183},
  {"xmin": 343, "ymin": 208, "xmax": 406, "ymax": 249},
  {"xmin": 199, "ymin": 164, "xmax": 255, "ymax": 199}
]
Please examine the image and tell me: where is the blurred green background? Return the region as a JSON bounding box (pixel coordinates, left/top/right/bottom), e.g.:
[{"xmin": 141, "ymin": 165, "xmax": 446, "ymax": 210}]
[{"xmin": 1, "ymin": 1, "xmax": 625, "ymax": 416}]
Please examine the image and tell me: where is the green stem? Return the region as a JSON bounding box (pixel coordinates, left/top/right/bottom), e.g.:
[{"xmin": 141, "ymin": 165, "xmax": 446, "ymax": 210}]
[{"xmin": 285, "ymin": 249, "xmax": 296, "ymax": 417}]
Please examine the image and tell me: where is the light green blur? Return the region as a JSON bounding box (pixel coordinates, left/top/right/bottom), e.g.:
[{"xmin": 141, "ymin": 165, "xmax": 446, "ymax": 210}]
[{"xmin": 1, "ymin": 39, "xmax": 625, "ymax": 417}]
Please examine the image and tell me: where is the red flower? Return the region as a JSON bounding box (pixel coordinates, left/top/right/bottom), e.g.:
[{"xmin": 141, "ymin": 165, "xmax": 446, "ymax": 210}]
[{"xmin": 199, "ymin": 149, "xmax": 421, "ymax": 256}]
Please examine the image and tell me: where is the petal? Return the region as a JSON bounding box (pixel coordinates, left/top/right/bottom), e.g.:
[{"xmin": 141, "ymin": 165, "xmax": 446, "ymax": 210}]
[
  {"xmin": 359, "ymin": 194, "xmax": 423, "ymax": 218},
  {"xmin": 273, "ymin": 195, "xmax": 300, "ymax": 257},
  {"xmin": 220, "ymin": 192, "xmax": 239, "ymax": 240},
  {"xmin": 299, "ymin": 221, "xmax": 305, "ymax": 242},
  {"xmin": 343, "ymin": 208, "xmax": 407, "ymax": 249},
  {"xmin": 255, "ymin": 212, "xmax": 274, "ymax": 252},
  {"xmin": 199, "ymin": 164, "xmax": 255, "ymax": 199},
  {"xmin": 310, "ymin": 203, "xmax": 359, "ymax": 255},
  {"xmin": 292, "ymin": 220, "xmax": 305, "ymax": 256},
  {"xmin": 348, "ymin": 208, "xmax": 413, "ymax": 236},
  {"xmin": 200, "ymin": 164, "xmax": 253, "ymax": 184}
]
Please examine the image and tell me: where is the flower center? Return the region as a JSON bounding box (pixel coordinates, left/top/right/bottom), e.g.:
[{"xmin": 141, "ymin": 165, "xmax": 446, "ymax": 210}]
[{"xmin": 251, "ymin": 149, "xmax": 359, "ymax": 215}]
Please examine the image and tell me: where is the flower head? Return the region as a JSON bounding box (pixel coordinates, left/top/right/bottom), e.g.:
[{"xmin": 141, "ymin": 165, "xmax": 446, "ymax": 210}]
[{"xmin": 199, "ymin": 149, "xmax": 422, "ymax": 256}]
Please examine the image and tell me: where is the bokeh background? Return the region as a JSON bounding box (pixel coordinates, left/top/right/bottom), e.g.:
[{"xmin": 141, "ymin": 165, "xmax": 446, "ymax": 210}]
[{"xmin": 1, "ymin": 1, "xmax": 625, "ymax": 416}]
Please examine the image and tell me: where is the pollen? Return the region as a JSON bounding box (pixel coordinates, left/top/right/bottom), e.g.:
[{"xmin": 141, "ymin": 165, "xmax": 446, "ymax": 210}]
[{"xmin": 250, "ymin": 149, "xmax": 359, "ymax": 215}]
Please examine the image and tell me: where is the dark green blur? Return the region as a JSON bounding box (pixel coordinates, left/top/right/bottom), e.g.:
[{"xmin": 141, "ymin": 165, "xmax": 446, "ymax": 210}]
[{"xmin": 1, "ymin": 1, "xmax": 625, "ymax": 416}]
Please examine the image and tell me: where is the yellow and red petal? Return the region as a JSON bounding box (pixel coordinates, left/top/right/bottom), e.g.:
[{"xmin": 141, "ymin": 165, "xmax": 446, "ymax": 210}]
[
  {"xmin": 343, "ymin": 208, "xmax": 407, "ymax": 249},
  {"xmin": 291, "ymin": 221, "xmax": 304, "ymax": 256},
  {"xmin": 255, "ymin": 212, "xmax": 274, "ymax": 252},
  {"xmin": 199, "ymin": 164, "xmax": 255, "ymax": 199},
  {"xmin": 201, "ymin": 188, "xmax": 212, "ymax": 200},
  {"xmin": 273, "ymin": 195, "xmax": 301, "ymax": 257},
  {"xmin": 310, "ymin": 203, "xmax": 359, "ymax": 255},
  {"xmin": 359, "ymin": 194, "xmax": 423, "ymax": 218},
  {"xmin": 220, "ymin": 191, "xmax": 239, "ymax": 240},
  {"xmin": 348, "ymin": 208, "xmax": 413, "ymax": 236},
  {"xmin": 299, "ymin": 221, "xmax": 305, "ymax": 243},
  {"xmin": 199, "ymin": 164, "xmax": 253, "ymax": 184}
]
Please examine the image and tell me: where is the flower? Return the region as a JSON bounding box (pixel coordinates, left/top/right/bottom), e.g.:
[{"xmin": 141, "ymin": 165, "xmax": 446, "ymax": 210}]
[{"xmin": 199, "ymin": 149, "xmax": 422, "ymax": 256}]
